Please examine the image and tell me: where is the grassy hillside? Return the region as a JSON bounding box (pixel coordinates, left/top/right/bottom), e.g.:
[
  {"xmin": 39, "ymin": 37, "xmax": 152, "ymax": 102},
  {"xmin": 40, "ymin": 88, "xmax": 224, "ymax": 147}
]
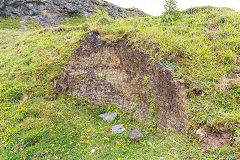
[{"xmin": 0, "ymin": 7, "xmax": 240, "ymax": 159}]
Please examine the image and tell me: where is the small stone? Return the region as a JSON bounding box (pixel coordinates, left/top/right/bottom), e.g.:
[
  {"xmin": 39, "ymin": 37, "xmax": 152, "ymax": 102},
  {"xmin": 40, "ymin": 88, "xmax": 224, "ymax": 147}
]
[
  {"xmin": 91, "ymin": 148, "xmax": 96, "ymax": 153},
  {"xmin": 112, "ymin": 125, "xmax": 126, "ymax": 134},
  {"xmin": 128, "ymin": 128, "xmax": 143, "ymax": 140},
  {"xmin": 99, "ymin": 112, "xmax": 117, "ymax": 122},
  {"xmin": 20, "ymin": 22, "xmax": 28, "ymax": 30}
]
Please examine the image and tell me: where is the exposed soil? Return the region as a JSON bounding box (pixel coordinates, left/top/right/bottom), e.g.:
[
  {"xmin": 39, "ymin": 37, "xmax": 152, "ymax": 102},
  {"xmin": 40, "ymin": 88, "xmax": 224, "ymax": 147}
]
[{"xmin": 195, "ymin": 127, "xmax": 234, "ymax": 148}]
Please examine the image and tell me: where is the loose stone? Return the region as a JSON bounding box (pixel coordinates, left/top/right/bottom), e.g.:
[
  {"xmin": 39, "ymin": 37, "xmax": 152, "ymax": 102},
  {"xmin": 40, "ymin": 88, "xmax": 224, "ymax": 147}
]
[
  {"xmin": 99, "ymin": 112, "xmax": 118, "ymax": 122},
  {"xmin": 112, "ymin": 125, "xmax": 126, "ymax": 134}
]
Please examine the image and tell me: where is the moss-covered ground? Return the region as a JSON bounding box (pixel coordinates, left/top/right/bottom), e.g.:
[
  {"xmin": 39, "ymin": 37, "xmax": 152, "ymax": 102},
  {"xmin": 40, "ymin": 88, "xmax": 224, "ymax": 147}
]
[{"xmin": 0, "ymin": 7, "xmax": 239, "ymax": 159}]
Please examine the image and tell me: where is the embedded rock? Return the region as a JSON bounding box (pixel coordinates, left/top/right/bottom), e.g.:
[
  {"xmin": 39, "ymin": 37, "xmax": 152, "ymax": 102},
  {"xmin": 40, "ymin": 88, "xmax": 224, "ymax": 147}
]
[
  {"xmin": 0, "ymin": 0, "xmax": 4, "ymax": 9},
  {"xmin": 0, "ymin": 0, "xmax": 147, "ymax": 27},
  {"xmin": 128, "ymin": 128, "xmax": 143, "ymax": 140},
  {"xmin": 0, "ymin": 0, "xmax": 5, "ymax": 16},
  {"xmin": 112, "ymin": 125, "xmax": 126, "ymax": 134},
  {"xmin": 55, "ymin": 32, "xmax": 188, "ymax": 132},
  {"xmin": 20, "ymin": 20, "xmax": 27, "ymax": 30}
]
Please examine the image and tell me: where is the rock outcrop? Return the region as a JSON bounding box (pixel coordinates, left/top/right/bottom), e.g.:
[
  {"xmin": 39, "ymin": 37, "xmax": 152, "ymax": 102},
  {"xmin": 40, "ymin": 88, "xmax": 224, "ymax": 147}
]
[
  {"xmin": 0, "ymin": 0, "xmax": 146, "ymax": 27},
  {"xmin": 55, "ymin": 32, "xmax": 188, "ymax": 132}
]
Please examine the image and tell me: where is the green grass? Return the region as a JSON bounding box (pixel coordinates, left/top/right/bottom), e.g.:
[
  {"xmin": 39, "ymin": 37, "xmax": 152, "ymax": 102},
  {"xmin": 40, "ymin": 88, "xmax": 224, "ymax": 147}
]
[
  {"xmin": 0, "ymin": 17, "xmax": 22, "ymax": 29},
  {"xmin": 0, "ymin": 7, "xmax": 240, "ymax": 159},
  {"xmin": 0, "ymin": 17, "xmax": 41, "ymax": 30},
  {"xmin": 61, "ymin": 16, "xmax": 87, "ymax": 26}
]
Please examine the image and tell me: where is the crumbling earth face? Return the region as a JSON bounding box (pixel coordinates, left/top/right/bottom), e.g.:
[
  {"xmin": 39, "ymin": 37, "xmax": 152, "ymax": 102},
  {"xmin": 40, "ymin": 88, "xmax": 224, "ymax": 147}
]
[
  {"xmin": 55, "ymin": 32, "xmax": 188, "ymax": 132},
  {"xmin": 195, "ymin": 127, "xmax": 234, "ymax": 148}
]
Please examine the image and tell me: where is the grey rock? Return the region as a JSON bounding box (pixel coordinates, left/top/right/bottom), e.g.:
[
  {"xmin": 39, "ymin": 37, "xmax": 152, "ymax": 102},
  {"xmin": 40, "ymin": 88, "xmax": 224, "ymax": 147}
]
[
  {"xmin": 0, "ymin": 0, "xmax": 5, "ymax": 9},
  {"xmin": 20, "ymin": 24, "xmax": 27, "ymax": 30},
  {"xmin": 99, "ymin": 112, "xmax": 117, "ymax": 122},
  {"xmin": 112, "ymin": 125, "xmax": 126, "ymax": 134},
  {"xmin": 33, "ymin": 14, "xmax": 61, "ymax": 27},
  {"xmin": 21, "ymin": 16, "xmax": 31, "ymax": 21},
  {"xmin": 20, "ymin": 20, "xmax": 27, "ymax": 30},
  {"xmin": 128, "ymin": 128, "xmax": 143, "ymax": 140}
]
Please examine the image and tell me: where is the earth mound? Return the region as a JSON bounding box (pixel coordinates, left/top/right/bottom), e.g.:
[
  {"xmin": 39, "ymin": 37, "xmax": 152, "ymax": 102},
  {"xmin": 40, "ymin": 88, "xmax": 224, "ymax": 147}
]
[{"xmin": 55, "ymin": 32, "xmax": 188, "ymax": 132}]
